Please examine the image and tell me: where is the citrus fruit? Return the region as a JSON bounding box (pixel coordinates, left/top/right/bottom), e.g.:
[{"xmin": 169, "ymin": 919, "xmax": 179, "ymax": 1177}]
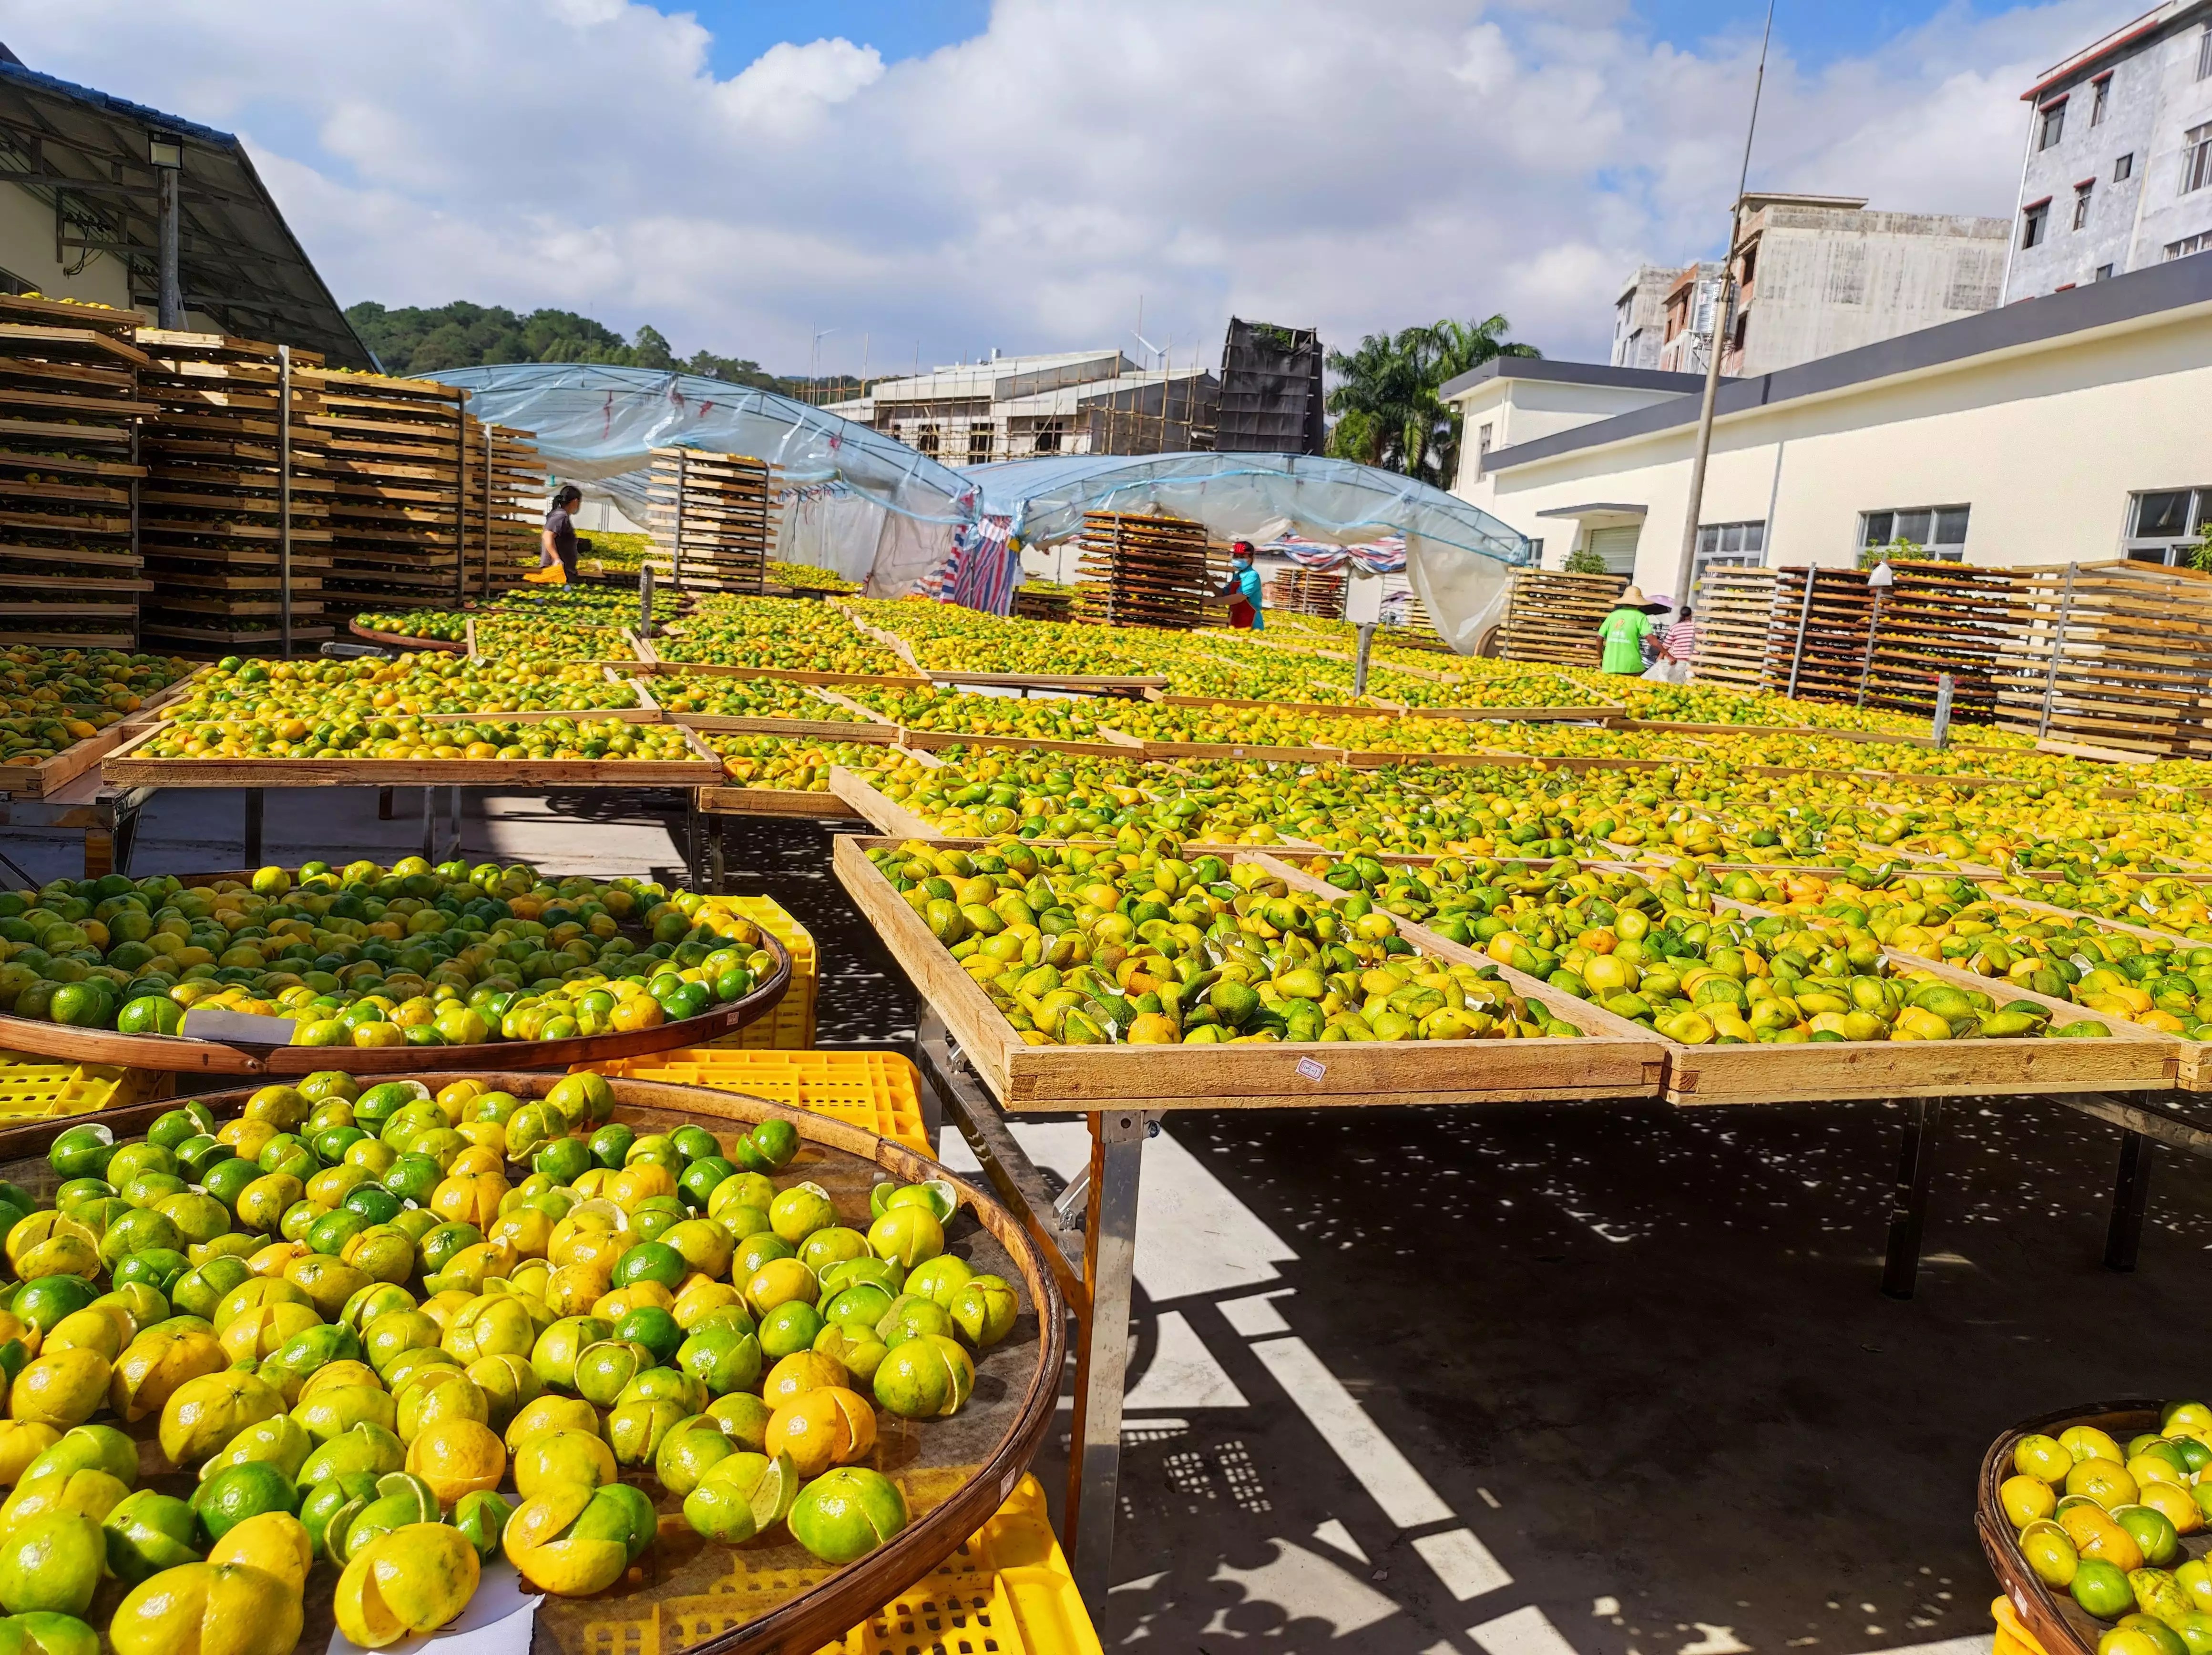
[
  {"xmin": 681, "ymin": 1449, "xmax": 796, "ymax": 1543},
  {"xmin": 706, "ymin": 1392, "xmax": 774, "ymax": 1451},
  {"xmin": 334, "ymin": 1524, "xmax": 481, "ymax": 1649},
  {"xmin": 206, "ymin": 1509, "xmax": 312, "ymax": 1593},
  {"xmin": 866, "ymin": 1206, "xmax": 943, "ymax": 1268},
  {"xmin": 10, "ymin": 1351, "xmax": 110, "ymax": 1430},
  {"xmin": 768, "ymin": 1185, "xmax": 835, "ymax": 1246},
  {"xmin": 873, "ymin": 1335, "xmax": 973, "ymax": 1419},
  {"xmin": 191, "ymin": 1461, "xmax": 298, "ymax": 1544},
  {"xmin": 676, "ymin": 1322, "xmax": 762, "ymax": 1397},
  {"xmin": 606, "ymin": 1397, "xmax": 688, "ymax": 1466},
  {"xmin": 610, "ymin": 1242, "xmax": 685, "ymax": 1292},
  {"xmin": 502, "ymin": 1394, "xmax": 599, "ymax": 1455},
  {"xmin": 758, "ymin": 1302, "xmax": 823, "ymax": 1361},
  {"xmin": 765, "ymin": 1386, "xmax": 875, "ymax": 1479},
  {"xmin": 201, "ymin": 1414, "xmax": 312, "ymax": 1482},
  {"xmin": 949, "ymin": 1276, "xmax": 1019, "ymax": 1347},
  {"xmin": 2116, "ymin": 1502, "xmax": 2181, "ymax": 1565},
  {"xmin": 24, "ymin": 1424, "xmax": 135, "ymax": 1488},
  {"xmin": 452, "ymin": 1489, "xmax": 514, "ymax": 1561},
  {"xmin": 110, "ymin": 1561, "xmax": 304, "ymax": 1655},
  {"xmin": 299, "ymin": 1471, "xmax": 378, "ymax": 1561},
  {"xmin": 513, "ymin": 1428, "xmax": 617, "ymax": 1498},
  {"xmin": 100, "ymin": 1489, "xmax": 202, "ymax": 1586},
  {"xmin": 654, "ymin": 1417, "xmax": 737, "ymax": 1499},
  {"xmin": 786, "ymin": 1466, "xmax": 907, "ymax": 1564},
  {"xmin": 502, "ymin": 1481, "xmax": 635, "ymax": 1595},
  {"xmin": 111, "ymin": 1324, "xmax": 226, "ymax": 1424},
  {"xmin": 405, "ymin": 1418, "xmax": 506, "ymax": 1506},
  {"xmin": 298, "ymin": 1421, "xmax": 406, "ymax": 1483},
  {"xmin": 0, "ymin": 1513, "xmax": 104, "ymax": 1615},
  {"xmin": 159, "ymin": 1370, "xmax": 284, "ymax": 1468},
  {"xmin": 0, "ymin": 1468, "xmax": 127, "ymax": 1530}
]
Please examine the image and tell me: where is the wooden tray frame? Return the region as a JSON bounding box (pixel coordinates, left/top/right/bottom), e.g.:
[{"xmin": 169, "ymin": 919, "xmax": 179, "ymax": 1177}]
[
  {"xmin": 833, "ymin": 834, "xmax": 1665, "ymax": 1110},
  {"xmin": 100, "ymin": 720, "xmax": 727, "ymax": 787},
  {"xmin": 0, "ymin": 675, "xmax": 198, "ymax": 797},
  {"xmin": 346, "ymin": 620, "xmax": 468, "ymax": 653},
  {"xmin": 0, "ymin": 1072, "xmax": 1062, "ymax": 1655},
  {"xmin": 0, "ymin": 869, "xmax": 792, "ymax": 1075}
]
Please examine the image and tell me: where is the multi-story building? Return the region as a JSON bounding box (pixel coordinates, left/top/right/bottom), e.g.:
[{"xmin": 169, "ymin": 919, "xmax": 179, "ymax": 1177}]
[
  {"xmin": 2006, "ymin": 1, "xmax": 2212, "ymax": 299},
  {"xmin": 823, "ymin": 349, "xmax": 1219, "ymax": 468},
  {"xmin": 1612, "ymin": 196, "xmax": 2008, "ymax": 383}
]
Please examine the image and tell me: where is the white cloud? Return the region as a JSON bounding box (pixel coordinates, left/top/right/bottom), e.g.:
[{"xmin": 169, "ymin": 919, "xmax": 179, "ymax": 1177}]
[{"xmin": 0, "ymin": 0, "xmax": 2145, "ymax": 370}]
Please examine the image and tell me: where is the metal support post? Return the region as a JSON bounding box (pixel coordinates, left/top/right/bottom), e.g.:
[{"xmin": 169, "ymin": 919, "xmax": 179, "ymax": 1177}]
[
  {"xmin": 2104, "ymin": 1128, "xmax": 2155, "ymax": 1273},
  {"xmin": 155, "ymin": 158, "xmax": 183, "ymax": 329},
  {"xmin": 377, "ymin": 787, "xmax": 394, "ymax": 822},
  {"xmin": 453, "ymin": 393, "xmax": 469, "ymax": 609},
  {"xmin": 683, "ymin": 794, "xmax": 702, "ymax": 889},
  {"xmin": 420, "ymin": 789, "xmax": 435, "ymax": 861},
  {"xmin": 278, "ymin": 345, "xmax": 293, "ymax": 658},
  {"xmin": 1352, "ymin": 623, "xmax": 1377, "ymax": 697},
  {"xmin": 707, "ymin": 812, "xmax": 727, "ymax": 896},
  {"xmin": 1881, "ymin": 1097, "xmax": 1940, "ymax": 1299},
  {"xmin": 243, "ymin": 789, "xmax": 264, "ymax": 867},
  {"xmin": 640, "ymin": 565, "xmax": 655, "ymax": 640},
  {"xmin": 1066, "ymin": 1108, "xmax": 1148, "ymax": 1607},
  {"xmin": 1785, "ymin": 567, "xmax": 1817, "ymax": 700},
  {"xmin": 448, "ymin": 786, "xmax": 462, "ymax": 861},
  {"xmin": 1932, "ymin": 672, "xmax": 1955, "ymax": 750},
  {"xmin": 2037, "ymin": 564, "xmax": 2079, "ymax": 738}
]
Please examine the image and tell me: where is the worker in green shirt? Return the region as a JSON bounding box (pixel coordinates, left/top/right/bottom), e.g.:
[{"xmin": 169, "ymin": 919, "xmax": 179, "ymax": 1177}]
[{"xmin": 1597, "ymin": 585, "xmax": 1657, "ymax": 674}]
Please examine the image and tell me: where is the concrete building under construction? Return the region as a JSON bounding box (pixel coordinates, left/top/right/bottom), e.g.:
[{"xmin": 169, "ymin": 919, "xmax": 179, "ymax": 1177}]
[{"xmin": 823, "ymin": 349, "xmax": 1218, "ymax": 468}]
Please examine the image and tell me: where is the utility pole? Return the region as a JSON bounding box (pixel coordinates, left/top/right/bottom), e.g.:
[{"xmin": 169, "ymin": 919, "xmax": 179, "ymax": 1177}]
[
  {"xmin": 150, "ymin": 134, "xmax": 184, "ymax": 328},
  {"xmin": 1670, "ymin": 0, "xmax": 1776, "ymax": 616}
]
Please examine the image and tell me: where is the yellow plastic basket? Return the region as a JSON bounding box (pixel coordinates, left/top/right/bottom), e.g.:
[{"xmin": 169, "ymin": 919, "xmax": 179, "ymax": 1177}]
[
  {"xmin": 0, "ymin": 1051, "xmax": 166, "ymax": 1121},
  {"xmin": 698, "ymin": 895, "xmax": 816, "ymax": 1051},
  {"xmin": 580, "ymin": 1049, "xmax": 930, "ymax": 1158}
]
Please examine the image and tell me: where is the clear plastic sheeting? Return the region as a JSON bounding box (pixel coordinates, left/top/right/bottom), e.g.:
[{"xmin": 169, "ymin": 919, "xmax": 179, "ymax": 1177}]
[
  {"xmin": 428, "ymin": 363, "xmax": 973, "ymax": 595},
  {"xmin": 971, "ymin": 452, "xmax": 1531, "ymax": 652}
]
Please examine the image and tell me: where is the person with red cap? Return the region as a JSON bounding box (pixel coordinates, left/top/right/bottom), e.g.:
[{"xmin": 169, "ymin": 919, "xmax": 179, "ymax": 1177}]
[{"xmin": 1218, "ymin": 541, "xmax": 1264, "ymax": 629}]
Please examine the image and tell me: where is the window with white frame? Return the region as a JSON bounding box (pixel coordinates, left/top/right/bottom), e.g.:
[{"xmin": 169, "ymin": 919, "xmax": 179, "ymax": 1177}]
[
  {"xmin": 2125, "ymin": 489, "xmax": 2210, "ymax": 563},
  {"xmin": 2039, "ymin": 102, "xmax": 2066, "ymax": 149},
  {"xmin": 2200, "ymin": 22, "xmax": 2212, "ymax": 80},
  {"xmin": 2074, "ymin": 181, "xmax": 2094, "ymax": 229},
  {"xmin": 2022, "ymin": 201, "xmax": 2050, "ymax": 248},
  {"xmin": 1692, "ymin": 521, "xmax": 1766, "ymax": 588},
  {"xmin": 2169, "ymin": 230, "xmax": 2212, "ymax": 260},
  {"xmin": 2092, "ymin": 75, "xmax": 2110, "ymax": 124},
  {"xmin": 2186, "ymin": 123, "xmax": 2212, "ymax": 193},
  {"xmin": 1860, "ymin": 506, "xmax": 1969, "ymax": 562},
  {"xmin": 1475, "ymin": 423, "xmax": 1494, "ymax": 480}
]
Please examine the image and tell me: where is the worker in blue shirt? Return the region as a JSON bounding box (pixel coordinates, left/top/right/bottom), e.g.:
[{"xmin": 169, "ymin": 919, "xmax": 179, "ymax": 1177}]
[{"xmin": 1219, "ymin": 541, "xmax": 1265, "ymax": 629}]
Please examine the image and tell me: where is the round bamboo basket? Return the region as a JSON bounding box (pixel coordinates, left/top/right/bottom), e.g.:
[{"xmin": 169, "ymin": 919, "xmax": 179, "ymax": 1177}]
[
  {"xmin": 0, "ymin": 870, "xmax": 791, "ymax": 1076},
  {"xmin": 0, "ymin": 1072, "xmax": 1064, "ymax": 1655}
]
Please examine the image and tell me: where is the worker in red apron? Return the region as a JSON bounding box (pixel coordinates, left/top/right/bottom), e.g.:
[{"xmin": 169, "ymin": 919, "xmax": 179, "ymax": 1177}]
[{"xmin": 1218, "ymin": 541, "xmax": 1264, "ymax": 629}]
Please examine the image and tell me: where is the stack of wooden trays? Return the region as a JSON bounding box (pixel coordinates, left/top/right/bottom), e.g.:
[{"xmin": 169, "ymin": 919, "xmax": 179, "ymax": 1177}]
[
  {"xmin": 0, "ymin": 296, "xmax": 151, "ymax": 649},
  {"xmin": 647, "ymin": 447, "xmax": 780, "ymax": 591},
  {"xmin": 1994, "ymin": 561, "xmax": 2212, "ymax": 756},
  {"xmin": 464, "ymin": 420, "xmax": 544, "ymax": 597},
  {"xmin": 1073, "ymin": 511, "xmax": 1212, "ymax": 629},
  {"xmin": 1495, "ymin": 569, "xmax": 1625, "ymax": 666},
  {"xmin": 1267, "ymin": 568, "xmax": 1346, "ymax": 619},
  {"xmin": 307, "ymin": 368, "xmax": 477, "ymax": 618},
  {"xmin": 1689, "ymin": 566, "xmax": 1778, "ymax": 689},
  {"xmin": 1012, "ymin": 582, "xmax": 1075, "ymax": 623},
  {"xmin": 1861, "ymin": 561, "xmax": 2020, "ymax": 722},
  {"xmin": 1766, "ymin": 565, "xmax": 1876, "ymax": 703},
  {"xmin": 135, "ymin": 328, "xmax": 335, "ymax": 653}
]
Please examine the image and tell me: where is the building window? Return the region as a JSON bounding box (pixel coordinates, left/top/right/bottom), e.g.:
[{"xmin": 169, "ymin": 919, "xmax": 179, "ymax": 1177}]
[
  {"xmin": 1033, "ymin": 420, "xmax": 1064, "ymax": 455},
  {"xmin": 1693, "ymin": 521, "xmax": 1767, "ymax": 589},
  {"xmin": 912, "ymin": 424, "xmax": 939, "ymax": 458},
  {"xmin": 1861, "ymin": 506, "xmax": 1970, "ymax": 562},
  {"xmin": 2091, "ymin": 75, "xmax": 2110, "ymax": 124},
  {"xmin": 2039, "ymin": 102, "xmax": 2066, "ymax": 150},
  {"xmin": 967, "ymin": 426, "xmax": 995, "ymax": 464},
  {"xmin": 1475, "ymin": 424, "xmax": 1493, "ymax": 480},
  {"xmin": 2200, "ymin": 22, "xmax": 2212, "ymax": 80},
  {"xmin": 2167, "ymin": 230, "xmax": 2212, "ymax": 260},
  {"xmin": 2096, "ymin": 263, "xmax": 2116, "ymax": 279},
  {"xmin": 2125, "ymin": 489, "xmax": 2210, "ymax": 563},
  {"xmin": 2116, "ymin": 153, "xmax": 2134, "ymax": 182},
  {"xmin": 2021, "ymin": 201, "xmax": 2050, "ymax": 248},
  {"xmin": 2074, "ymin": 182, "xmax": 2094, "ymax": 229},
  {"xmin": 2187, "ymin": 124, "xmax": 2212, "ymax": 194}
]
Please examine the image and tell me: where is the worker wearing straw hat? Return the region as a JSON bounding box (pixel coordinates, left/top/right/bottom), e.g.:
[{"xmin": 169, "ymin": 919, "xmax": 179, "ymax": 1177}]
[{"xmin": 1597, "ymin": 584, "xmax": 1660, "ymax": 674}]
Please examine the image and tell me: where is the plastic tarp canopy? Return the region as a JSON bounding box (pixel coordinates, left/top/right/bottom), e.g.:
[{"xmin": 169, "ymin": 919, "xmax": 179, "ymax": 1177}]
[
  {"xmin": 428, "ymin": 363, "xmax": 973, "ymax": 596},
  {"xmin": 970, "ymin": 452, "xmax": 1532, "ymax": 653}
]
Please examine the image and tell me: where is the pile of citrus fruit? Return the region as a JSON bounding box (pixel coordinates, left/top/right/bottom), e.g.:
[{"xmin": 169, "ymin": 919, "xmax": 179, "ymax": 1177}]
[
  {"xmin": 649, "ymin": 674, "xmax": 868, "ymax": 722},
  {"xmin": 865, "ymin": 836, "xmax": 1583, "ymax": 1044},
  {"xmin": 0, "ymin": 1066, "xmax": 1019, "ymax": 1651},
  {"xmin": 706, "ymin": 737, "xmax": 928, "ymax": 796},
  {"xmin": 167, "ymin": 655, "xmax": 639, "ymax": 720},
  {"xmin": 0, "ymin": 857, "xmax": 776, "ymax": 1050},
  {"xmin": 138, "ymin": 715, "xmax": 697, "ymax": 765},
  {"xmin": 0, "ymin": 647, "xmax": 195, "ymax": 766},
  {"xmin": 1999, "ymin": 1406, "xmax": 2212, "ymax": 1650},
  {"xmin": 656, "ymin": 598, "xmax": 905, "ymax": 677}
]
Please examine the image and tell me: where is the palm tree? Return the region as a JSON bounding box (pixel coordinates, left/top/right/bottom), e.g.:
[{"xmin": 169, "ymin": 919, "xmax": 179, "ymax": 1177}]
[{"xmin": 1325, "ymin": 315, "xmax": 1538, "ymax": 485}]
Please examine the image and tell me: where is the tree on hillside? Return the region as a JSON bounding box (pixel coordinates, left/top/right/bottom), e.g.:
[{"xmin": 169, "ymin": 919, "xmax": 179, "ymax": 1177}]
[
  {"xmin": 1324, "ymin": 315, "xmax": 1538, "ymax": 485},
  {"xmin": 343, "ymin": 301, "xmax": 778, "ymax": 389}
]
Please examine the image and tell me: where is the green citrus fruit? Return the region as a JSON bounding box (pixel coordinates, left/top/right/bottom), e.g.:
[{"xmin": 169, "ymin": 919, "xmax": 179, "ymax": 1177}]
[
  {"xmin": 786, "ymin": 1466, "xmax": 907, "ymax": 1564},
  {"xmin": 680, "ymin": 1450, "xmax": 797, "ymax": 1544},
  {"xmin": 0, "ymin": 1513, "xmax": 104, "ymax": 1615},
  {"xmin": 190, "ymin": 1461, "xmax": 297, "ymax": 1544}
]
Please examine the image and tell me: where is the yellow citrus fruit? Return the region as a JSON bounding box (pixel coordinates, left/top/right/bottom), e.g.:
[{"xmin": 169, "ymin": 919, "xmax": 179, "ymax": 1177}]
[
  {"xmin": 335, "ymin": 1524, "xmax": 482, "ymax": 1649},
  {"xmin": 405, "ymin": 1419, "xmax": 506, "ymax": 1508},
  {"xmin": 208, "ymin": 1510, "xmax": 314, "ymax": 1593},
  {"xmin": 110, "ymin": 1562, "xmax": 304, "ymax": 1655},
  {"xmin": 513, "ymin": 1429, "xmax": 617, "ymax": 1499},
  {"xmin": 764, "ymin": 1387, "xmax": 876, "ymax": 1480}
]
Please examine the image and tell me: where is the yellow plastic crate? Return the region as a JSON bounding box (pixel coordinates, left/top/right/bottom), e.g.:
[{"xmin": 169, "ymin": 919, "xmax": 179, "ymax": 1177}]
[
  {"xmin": 698, "ymin": 894, "xmax": 816, "ymax": 1051},
  {"xmin": 581, "ymin": 1049, "xmax": 929, "ymax": 1158},
  {"xmin": 833, "ymin": 1476, "xmax": 1101, "ymax": 1655},
  {"xmin": 0, "ymin": 1051, "xmax": 167, "ymax": 1121}
]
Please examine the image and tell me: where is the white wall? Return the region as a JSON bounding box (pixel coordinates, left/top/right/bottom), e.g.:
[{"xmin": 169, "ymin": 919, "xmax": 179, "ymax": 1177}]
[
  {"xmin": 1461, "ymin": 299, "xmax": 2212, "ymax": 590},
  {"xmin": 0, "ymin": 184, "xmax": 133, "ymax": 310}
]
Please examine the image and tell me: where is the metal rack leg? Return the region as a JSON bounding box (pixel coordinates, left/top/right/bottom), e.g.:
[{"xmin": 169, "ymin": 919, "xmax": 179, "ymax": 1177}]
[
  {"xmin": 2104, "ymin": 1128, "xmax": 2155, "ymax": 1272},
  {"xmin": 683, "ymin": 794, "xmax": 703, "ymax": 888},
  {"xmin": 707, "ymin": 813, "xmax": 727, "ymax": 896},
  {"xmin": 113, "ymin": 799, "xmax": 141, "ymax": 877},
  {"xmin": 1881, "ymin": 1097, "xmax": 1940, "ymax": 1300},
  {"xmin": 420, "ymin": 789, "xmax": 435, "ymax": 861},
  {"xmin": 244, "ymin": 789, "xmax": 264, "ymax": 866},
  {"xmin": 1066, "ymin": 1108, "xmax": 1147, "ymax": 1607},
  {"xmin": 448, "ymin": 786, "xmax": 462, "ymax": 861},
  {"xmin": 377, "ymin": 787, "xmax": 395, "ymax": 821}
]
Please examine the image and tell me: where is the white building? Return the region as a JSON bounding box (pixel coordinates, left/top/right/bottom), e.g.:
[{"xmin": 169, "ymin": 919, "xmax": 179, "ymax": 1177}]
[
  {"xmin": 1447, "ymin": 254, "xmax": 2212, "ymax": 598},
  {"xmin": 2007, "ymin": 0, "xmax": 2212, "ymax": 300},
  {"xmin": 824, "ymin": 349, "xmax": 1218, "ymax": 468}
]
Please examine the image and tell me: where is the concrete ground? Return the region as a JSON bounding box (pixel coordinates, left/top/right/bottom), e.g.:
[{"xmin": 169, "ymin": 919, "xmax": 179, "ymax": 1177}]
[{"xmin": 7, "ymin": 796, "xmax": 2201, "ymax": 1654}]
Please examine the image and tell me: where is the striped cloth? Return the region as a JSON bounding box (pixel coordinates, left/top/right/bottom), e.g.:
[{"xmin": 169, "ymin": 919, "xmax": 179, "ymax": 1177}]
[
  {"xmin": 1664, "ymin": 619, "xmax": 1696, "ymax": 660},
  {"xmin": 921, "ymin": 515, "xmax": 1018, "ymax": 614}
]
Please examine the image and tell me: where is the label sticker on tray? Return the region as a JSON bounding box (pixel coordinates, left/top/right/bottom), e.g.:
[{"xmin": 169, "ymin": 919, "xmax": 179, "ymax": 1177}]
[{"xmin": 1295, "ymin": 1058, "xmax": 1326, "ymax": 1081}]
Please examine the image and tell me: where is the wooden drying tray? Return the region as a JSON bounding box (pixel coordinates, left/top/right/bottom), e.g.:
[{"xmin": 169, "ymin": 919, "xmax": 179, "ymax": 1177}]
[
  {"xmin": 922, "ymin": 669, "xmax": 1170, "ymax": 694},
  {"xmin": 893, "ymin": 728, "xmax": 1145, "ymax": 760},
  {"xmin": 0, "ymin": 676, "xmax": 199, "ymax": 798},
  {"xmin": 0, "ymin": 887, "xmax": 788, "ymax": 1077},
  {"xmin": 0, "ymin": 1071, "xmax": 1062, "ymax": 1655},
  {"xmin": 696, "ymin": 782, "xmax": 869, "ymax": 819},
  {"xmin": 99, "ymin": 720, "xmax": 726, "ymax": 788},
  {"xmin": 1250, "ymin": 849, "xmax": 2181, "ymax": 1104},
  {"xmin": 835, "ymin": 834, "xmax": 1665, "ymax": 1110}
]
